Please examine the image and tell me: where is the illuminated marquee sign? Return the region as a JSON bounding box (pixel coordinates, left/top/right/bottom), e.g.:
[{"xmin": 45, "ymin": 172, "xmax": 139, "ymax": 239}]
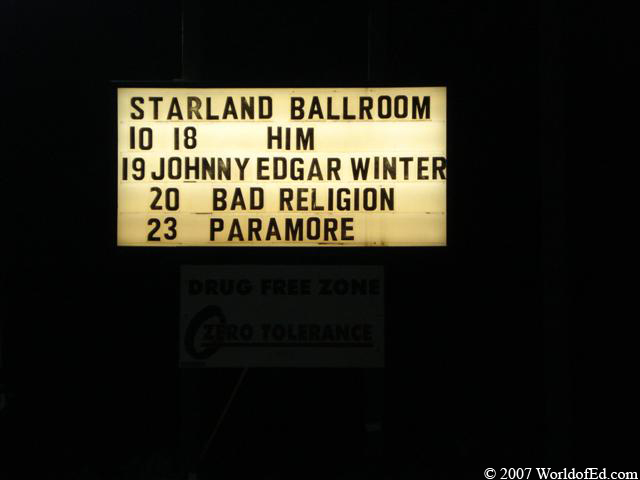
[{"xmin": 117, "ymin": 87, "xmax": 446, "ymax": 246}]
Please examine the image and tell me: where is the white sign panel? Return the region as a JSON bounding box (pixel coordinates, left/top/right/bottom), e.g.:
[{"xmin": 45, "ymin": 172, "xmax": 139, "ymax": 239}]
[
  {"xmin": 180, "ymin": 265, "xmax": 384, "ymax": 367},
  {"xmin": 117, "ymin": 87, "xmax": 446, "ymax": 246}
]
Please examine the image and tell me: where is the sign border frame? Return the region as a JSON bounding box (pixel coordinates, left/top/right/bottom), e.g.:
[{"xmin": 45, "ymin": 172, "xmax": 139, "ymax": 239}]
[{"xmin": 110, "ymin": 81, "xmax": 452, "ymax": 253}]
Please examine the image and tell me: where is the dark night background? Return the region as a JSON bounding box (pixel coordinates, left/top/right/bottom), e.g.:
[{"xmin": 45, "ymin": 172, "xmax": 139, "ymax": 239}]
[{"xmin": 1, "ymin": 0, "xmax": 637, "ymax": 478}]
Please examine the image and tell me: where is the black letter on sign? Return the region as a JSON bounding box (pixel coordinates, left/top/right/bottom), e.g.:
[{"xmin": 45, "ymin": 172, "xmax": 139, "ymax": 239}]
[
  {"xmin": 131, "ymin": 97, "xmax": 144, "ymax": 119},
  {"xmin": 210, "ymin": 218, "xmax": 224, "ymax": 240},
  {"xmin": 291, "ymin": 97, "xmax": 304, "ymax": 120},
  {"xmin": 259, "ymin": 96, "xmax": 273, "ymax": 119},
  {"xmin": 412, "ymin": 96, "xmax": 430, "ymax": 119},
  {"xmin": 433, "ymin": 157, "xmax": 446, "ymax": 179}
]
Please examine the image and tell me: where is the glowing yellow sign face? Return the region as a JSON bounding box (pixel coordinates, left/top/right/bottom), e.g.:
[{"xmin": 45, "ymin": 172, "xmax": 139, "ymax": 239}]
[{"xmin": 117, "ymin": 87, "xmax": 446, "ymax": 246}]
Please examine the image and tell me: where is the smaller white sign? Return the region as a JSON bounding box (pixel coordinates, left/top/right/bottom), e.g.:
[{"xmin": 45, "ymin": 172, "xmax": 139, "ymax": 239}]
[{"xmin": 180, "ymin": 265, "xmax": 384, "ymax": 367}]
